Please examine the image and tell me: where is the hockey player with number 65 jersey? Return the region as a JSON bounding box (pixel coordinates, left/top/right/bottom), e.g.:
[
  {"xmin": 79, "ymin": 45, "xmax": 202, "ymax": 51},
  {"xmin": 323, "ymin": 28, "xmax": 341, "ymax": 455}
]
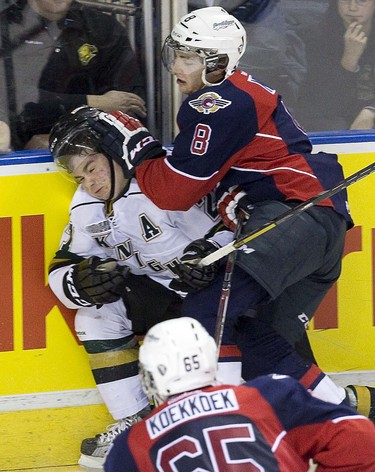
[{"xmin": 104, "ymin": 318, "xmax": 375, "ymax": 472}]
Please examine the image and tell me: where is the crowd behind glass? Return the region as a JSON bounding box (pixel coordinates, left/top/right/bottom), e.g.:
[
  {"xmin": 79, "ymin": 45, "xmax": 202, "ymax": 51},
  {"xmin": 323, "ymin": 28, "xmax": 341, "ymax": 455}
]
[{"xmin": 1, "ymin": 0, "xmax": 375, "ymax": 154}]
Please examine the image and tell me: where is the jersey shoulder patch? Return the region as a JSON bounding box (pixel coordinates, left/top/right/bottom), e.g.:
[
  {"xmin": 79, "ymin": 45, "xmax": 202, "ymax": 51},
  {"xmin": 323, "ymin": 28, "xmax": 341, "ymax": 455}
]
[{"xmin": 188, "ymin": 91, "xmax": 232, "ymax": 114}]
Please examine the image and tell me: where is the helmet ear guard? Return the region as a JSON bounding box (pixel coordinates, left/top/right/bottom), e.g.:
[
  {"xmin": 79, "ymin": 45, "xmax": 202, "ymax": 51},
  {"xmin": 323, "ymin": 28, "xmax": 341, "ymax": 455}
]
[{"xmin": 205, "ymin": 54, "xmax": 229, "ymax": 74}]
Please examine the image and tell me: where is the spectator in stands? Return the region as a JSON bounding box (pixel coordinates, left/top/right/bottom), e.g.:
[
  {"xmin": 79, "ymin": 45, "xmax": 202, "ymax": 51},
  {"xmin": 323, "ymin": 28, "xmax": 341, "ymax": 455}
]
[
  {"xmin": 295, "ymin": 0, "xmax": 375, "ymax": 131},
  {"xmin": 0, "ymin": 121, "xmax": 10, "ymax": 153},
  {"xmin": 0, "ymin": 0, "xmax": 146, "ymax": 150},
  {"xmin": 231, "ymin": 0, "xmax": 307, "ymax": 112}
]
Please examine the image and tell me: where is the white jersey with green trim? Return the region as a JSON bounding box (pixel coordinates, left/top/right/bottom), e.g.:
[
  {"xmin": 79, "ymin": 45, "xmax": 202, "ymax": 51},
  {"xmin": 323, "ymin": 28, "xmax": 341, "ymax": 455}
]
[{"xmin": 49, "ymin": 178, "xmax": 219, "ymax": 309}]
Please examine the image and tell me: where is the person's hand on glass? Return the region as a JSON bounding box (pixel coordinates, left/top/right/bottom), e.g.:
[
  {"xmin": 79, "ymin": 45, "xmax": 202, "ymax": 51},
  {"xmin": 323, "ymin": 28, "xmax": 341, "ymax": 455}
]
[
  {"xmin": 87, "ymin": 91, "xmax": 147, "ymax": 118},
  {"xmin": 24, "ymin": 133, "xmax": 50, "ymax": 150}
]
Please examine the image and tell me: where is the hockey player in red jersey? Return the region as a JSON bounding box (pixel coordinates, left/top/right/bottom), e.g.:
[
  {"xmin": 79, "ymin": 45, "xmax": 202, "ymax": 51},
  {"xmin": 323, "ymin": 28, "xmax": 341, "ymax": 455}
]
[
  {"xmin": 104, "ymin": 317, "xmax": 375, "ymax": 472},
  {"xmin": 68, "ymin": 7, "xmax": 375, "ymax": 421}
]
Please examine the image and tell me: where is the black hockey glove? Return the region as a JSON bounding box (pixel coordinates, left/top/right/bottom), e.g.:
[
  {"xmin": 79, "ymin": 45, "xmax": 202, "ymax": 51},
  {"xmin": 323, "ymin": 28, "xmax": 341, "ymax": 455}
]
[
  {"xmin": 88, "ymin": 111, "xmax": 165, "ymax": 178},
  {"xmin": 169, "ymin": 239, "xmax": 221, "ymax": 293},
  {"xmin": 217, "ymin": 185, "xmax": 254, "ymax": 232},
  {"xmin": 63, "ymin": 256, "xmax": 130, "ymax": 307}
]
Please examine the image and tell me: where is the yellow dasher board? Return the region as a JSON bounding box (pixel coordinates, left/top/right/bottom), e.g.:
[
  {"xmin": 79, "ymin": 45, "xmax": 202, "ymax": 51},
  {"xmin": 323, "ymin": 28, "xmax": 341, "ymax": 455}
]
[
  {"xmin": 309, "ymin": 136, "xmax": 375, "ymax": 374},
  {"xmin": 0, "ymin": 145, "xmax": 375, "ymax": 392}
]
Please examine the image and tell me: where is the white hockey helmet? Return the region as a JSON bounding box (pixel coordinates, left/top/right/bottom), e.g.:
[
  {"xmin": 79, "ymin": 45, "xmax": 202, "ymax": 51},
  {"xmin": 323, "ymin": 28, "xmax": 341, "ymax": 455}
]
[
  {"xmin": 139, "ymin": 317, "xmax": 218, "ymax": 405},
  {"xmin": 162, "ymin": 6, "xmax": 246, "ymax": 84}
]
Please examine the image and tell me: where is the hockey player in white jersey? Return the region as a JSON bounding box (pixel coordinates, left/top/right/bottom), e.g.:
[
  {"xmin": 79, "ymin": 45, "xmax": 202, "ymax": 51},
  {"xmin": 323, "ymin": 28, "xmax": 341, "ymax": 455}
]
[{"xmin": 48, "ymin": 106, "xmax": 221, "ymax": 468}]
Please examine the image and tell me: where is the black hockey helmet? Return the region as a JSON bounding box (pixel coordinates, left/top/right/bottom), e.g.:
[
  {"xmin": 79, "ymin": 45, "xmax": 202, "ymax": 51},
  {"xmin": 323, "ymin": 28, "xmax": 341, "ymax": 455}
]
[
  {"xmin": 49, "ymin": 106, "xmax": 125, "ymax": 201},
  {"xmin": 50, "ymin": 105, "xmax": 165, "ymax": 179},
  {"xmin": 49, "ymin": 106, "xmax": 104, "ymax": 175}
]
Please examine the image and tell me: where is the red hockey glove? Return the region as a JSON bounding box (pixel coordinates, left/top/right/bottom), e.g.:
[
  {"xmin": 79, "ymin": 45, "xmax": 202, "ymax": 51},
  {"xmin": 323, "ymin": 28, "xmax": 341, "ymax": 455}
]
[
  {"xmin": 89, "ymin": 111, "xmax": 165, "ymax": 178},
  {"xmin": 217, "ymin": 185, "xmax": 254, "ymax": 232}
]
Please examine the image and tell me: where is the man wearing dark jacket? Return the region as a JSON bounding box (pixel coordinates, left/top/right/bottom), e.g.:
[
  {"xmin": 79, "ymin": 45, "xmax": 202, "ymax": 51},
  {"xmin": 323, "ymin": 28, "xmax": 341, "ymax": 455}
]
[{"xmin": 0, "ymin": 0, "xmax": 146, "ymax": 149}]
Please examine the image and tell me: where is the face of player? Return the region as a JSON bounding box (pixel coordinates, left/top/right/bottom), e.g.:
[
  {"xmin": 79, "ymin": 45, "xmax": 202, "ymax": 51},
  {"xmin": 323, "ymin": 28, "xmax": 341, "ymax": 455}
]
[
  {"xmin": 28, "ymin": 0, "xmax": 73, "ymax": 21},
  {"xmin": 171, "ymin": 50, "xmax": 227, "ymax": 94},
  {"xmin": 171, "ymin": 51, "xmax": 206, "ymax": 95},
  {"xmin": 71, "ymin": 153, "xmax": 127, "ymax": 201},
  {"xmin": 338, "ymin": 0, "xmax": 375, "ymax": 29}
]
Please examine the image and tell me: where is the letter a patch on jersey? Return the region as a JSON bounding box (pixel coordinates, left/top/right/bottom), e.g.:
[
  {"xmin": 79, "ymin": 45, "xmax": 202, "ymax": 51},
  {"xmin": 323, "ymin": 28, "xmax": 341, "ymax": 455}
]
[
  {"xmin": 139, "ymin": 213, "xmax": 162, "ymax": 241},
  {"xmin": 189, "ymin": 92, "xmax": 231, "ymax": 114}
]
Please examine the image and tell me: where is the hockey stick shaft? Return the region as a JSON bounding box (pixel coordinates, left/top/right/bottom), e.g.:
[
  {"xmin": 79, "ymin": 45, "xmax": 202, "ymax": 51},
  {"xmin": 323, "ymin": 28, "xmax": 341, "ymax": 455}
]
[
  {"xmin": 201, "ymin": 161, "xmax": 375, "ymax": 267},
  {"xmin": 214, "ymin": 212, "xmax": 245, "ymax": 350}
]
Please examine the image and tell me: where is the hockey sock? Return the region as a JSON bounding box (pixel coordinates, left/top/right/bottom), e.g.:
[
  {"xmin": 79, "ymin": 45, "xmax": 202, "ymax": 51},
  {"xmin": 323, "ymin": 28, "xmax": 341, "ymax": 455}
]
[
  {"xmin": 83, "ymin": 337, "xmax": 149, "ymax": 419},
  {"xmin": 218, "ymin": 344, "xmax": 242, "ymax": 385},
  {"xmin": 345, "ymin": 385, "xmax": 375, "ymax": 420},
  {"xmin": 299, "ymin": 363, "xmax": 346, "ymax": 404}
]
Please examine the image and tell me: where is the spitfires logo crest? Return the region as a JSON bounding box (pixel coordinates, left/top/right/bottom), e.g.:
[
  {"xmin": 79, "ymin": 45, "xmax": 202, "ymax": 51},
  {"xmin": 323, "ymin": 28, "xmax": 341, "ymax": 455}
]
[
  {"xmin": 188, "ymin": 92, "xmax": 231, "ymax": 114},
  {"xmin": 78, "ymin": 43, "xmax": 98, "ymax": 66}
]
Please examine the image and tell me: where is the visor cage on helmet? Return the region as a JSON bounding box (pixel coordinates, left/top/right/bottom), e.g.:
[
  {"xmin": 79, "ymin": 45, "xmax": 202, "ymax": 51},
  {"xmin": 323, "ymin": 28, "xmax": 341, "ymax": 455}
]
[
  {"xmin": 51, "ymin": 123, "xmax": 102, "ymax": 178},
  {"xmin": 162, "ymin": 35, "xmax": 227, "ymax": 74},
  {"xmin": 139, "ymin": 364, "xmax": 165, "ymax": 406}
]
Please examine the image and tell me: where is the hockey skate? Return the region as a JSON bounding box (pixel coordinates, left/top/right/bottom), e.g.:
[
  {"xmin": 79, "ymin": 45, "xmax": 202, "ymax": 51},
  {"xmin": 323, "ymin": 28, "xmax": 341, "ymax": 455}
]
[
  {"xmin": 345, "ymin": 385, "xmax": 375, "ymax": 422},
  {"xmin": 78, "ymin": 414, "xmax": 143, "ymax": 469}
]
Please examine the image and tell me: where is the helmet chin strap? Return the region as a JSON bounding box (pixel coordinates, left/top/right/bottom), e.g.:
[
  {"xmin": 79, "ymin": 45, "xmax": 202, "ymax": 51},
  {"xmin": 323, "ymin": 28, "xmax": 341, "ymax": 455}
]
[
  {"xmin": 202, "ymin": 72, "xmax": 224, "ymax": 87},
  {"xmin": 201, "ymin": 69, "xmax": 228, "ymax": 87},
  {"xmin": 107, "ymin": 157, "xmax": 130, "ymax": 202},
  {"xmin": 107, "ymin": 157, "xmax": 116, "ymax": 201}
]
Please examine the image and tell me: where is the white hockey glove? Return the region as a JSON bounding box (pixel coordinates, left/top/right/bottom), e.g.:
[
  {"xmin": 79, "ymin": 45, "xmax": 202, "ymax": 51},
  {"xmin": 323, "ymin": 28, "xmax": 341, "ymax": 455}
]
[
  {"xmin": 63, "ymin": 256, "xmax": 130, "ymax": 307},
  {"xmin": 169, "ymin": 239, "xmax": 221, "ymax": 293},
  {"xmin": 217, "ymin": 185, "xmax": 254, "ymax": 232},
  {"xmin": 88, "ymin": 111, "xmax": 165, "ymax": 178}
]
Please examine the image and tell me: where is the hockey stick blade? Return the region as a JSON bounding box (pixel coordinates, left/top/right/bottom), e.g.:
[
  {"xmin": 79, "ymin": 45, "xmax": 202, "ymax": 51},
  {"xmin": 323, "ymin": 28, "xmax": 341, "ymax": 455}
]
[{"xmin": 200, "ymin": 161, "xmax": 375, "ymax": 267}]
